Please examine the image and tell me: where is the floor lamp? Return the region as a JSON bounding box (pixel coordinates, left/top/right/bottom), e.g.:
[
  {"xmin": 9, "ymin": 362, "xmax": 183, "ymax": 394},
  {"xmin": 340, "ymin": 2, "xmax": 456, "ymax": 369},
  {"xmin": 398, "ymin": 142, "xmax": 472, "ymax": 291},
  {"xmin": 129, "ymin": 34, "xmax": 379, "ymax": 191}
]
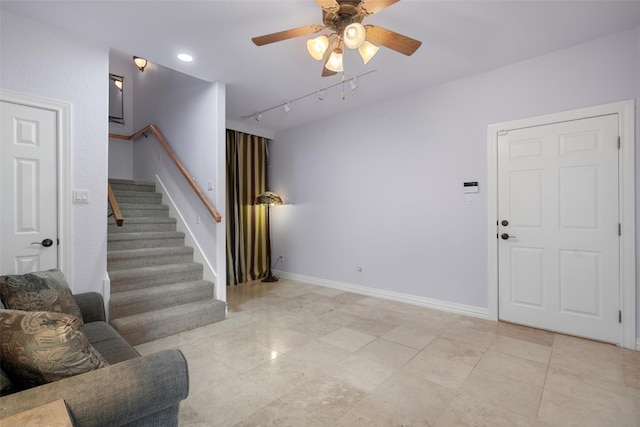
[{"xmin": 254, "ymin": 191, "xmax": 283, "ymax": 282}]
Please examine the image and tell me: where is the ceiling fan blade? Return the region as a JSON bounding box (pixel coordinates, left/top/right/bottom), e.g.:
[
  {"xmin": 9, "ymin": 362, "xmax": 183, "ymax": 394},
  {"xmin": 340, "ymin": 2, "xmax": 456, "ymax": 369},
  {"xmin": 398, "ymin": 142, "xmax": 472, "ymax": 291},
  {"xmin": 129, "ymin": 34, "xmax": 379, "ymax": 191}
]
[
  {"xmin": 252, "ymin": 25, "xmax": 324, "ymax": 46},
  {"xmin": 316, "ymin": 0, "xmax": 340, "ymax": 12},
  {"xmin": 365, "ymin": 25, "xmax": 422, "ymax": 56},
  {"xmin": 359, "ymin": 0, "xmax": 400, "ymax": 15},
  {"xmin": 322, "ymin": 67, "xmax": 338, "ymax": 77}
]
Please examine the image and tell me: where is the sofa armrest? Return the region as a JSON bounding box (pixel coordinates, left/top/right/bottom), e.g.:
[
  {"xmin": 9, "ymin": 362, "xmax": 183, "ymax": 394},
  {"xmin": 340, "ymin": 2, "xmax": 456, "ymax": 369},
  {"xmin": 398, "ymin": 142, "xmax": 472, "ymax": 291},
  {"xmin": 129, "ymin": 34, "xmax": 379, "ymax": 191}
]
[
  {"xmin": 0, "ymin": 350, "xmax": 189, "ymax": 427},
  {"xmin": 74, "ymin": 292, "xmax": 106, "ymax": 323}
]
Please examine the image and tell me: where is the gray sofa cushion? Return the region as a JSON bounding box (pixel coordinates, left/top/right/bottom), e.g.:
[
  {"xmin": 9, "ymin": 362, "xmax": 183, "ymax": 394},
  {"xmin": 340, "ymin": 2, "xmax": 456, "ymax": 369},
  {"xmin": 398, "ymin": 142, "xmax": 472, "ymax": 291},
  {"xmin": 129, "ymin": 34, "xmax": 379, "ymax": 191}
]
[{"xmin": 83, "ymin": 322, "xmax": 140, "ymax": 364}]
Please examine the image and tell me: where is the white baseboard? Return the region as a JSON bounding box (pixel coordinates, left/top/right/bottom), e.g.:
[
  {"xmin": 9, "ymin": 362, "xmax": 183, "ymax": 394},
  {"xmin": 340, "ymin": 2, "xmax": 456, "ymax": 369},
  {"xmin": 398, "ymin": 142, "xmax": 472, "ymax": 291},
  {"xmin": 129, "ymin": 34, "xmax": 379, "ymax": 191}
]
[
  {"xmin": 152, "ymin": 175, "xmax": 218, "ymax": 286},
  {"xmin": 274, "ymin": 271, "xmax": 488, "ymax": 319},
  {"xmin": 636, "ymin": 338, "xmax": 640, "ymax": 352}
]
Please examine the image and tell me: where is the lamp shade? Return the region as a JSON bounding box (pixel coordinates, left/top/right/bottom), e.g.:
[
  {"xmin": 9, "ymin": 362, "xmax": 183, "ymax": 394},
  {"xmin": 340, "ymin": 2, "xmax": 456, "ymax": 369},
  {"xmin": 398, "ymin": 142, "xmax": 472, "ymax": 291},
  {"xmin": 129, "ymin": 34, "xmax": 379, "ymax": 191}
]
[
  {"xmin": 343, "ymin": 23, "xmax": 366, "ymax": 49},
  {"xmin": 358, "ymin": 41, "xmax": 379, "ymax": 64},
  {"xmin": 254, "ymin": 191, "xmax": 283, "ymax": 207},
  {"xmin": 325, "ymin": 48, "xmax": 344, "ymax": 72},
  {"xmin": 306, "ymin": 35, "xmax": 329, "ymax": 60}
]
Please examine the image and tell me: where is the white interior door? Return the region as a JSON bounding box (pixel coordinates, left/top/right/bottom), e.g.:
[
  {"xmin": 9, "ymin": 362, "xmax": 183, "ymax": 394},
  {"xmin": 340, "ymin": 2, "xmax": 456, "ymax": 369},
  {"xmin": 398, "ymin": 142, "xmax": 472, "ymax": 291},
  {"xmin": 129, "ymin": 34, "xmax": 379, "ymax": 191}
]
[
  {"xmin": 1, "ymin": 101, "xmax": 58, "ymax": 274},
  {"xmin": 497, "ymin": 114, "xmax": 620, "ymax": 343}
]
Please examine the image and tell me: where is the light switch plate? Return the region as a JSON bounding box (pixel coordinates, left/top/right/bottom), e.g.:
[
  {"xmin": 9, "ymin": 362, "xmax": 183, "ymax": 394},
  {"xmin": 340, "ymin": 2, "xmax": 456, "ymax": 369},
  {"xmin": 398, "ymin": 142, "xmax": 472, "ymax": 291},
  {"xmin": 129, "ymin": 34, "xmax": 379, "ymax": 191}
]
[{"xmin": 73, "ymin": 189, "xmax": 90, "ymax": 203}]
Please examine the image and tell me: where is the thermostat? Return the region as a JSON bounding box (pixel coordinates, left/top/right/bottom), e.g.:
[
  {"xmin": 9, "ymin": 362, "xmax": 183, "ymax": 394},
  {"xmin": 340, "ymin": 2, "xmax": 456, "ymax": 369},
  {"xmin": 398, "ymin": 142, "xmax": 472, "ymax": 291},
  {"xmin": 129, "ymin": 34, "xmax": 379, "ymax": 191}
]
[{"xmin": 463, "ymin": 182, "xmax": 479, "ymax": 193}]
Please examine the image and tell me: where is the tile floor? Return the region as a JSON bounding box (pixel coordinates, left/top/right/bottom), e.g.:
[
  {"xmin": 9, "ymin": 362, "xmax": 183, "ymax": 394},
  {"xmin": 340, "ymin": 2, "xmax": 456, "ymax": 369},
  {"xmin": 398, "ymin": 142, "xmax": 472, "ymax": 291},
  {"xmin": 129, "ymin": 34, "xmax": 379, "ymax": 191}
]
[{"xmin": 134, "ymin": 279, "xmax": 640, "ymax": 426}]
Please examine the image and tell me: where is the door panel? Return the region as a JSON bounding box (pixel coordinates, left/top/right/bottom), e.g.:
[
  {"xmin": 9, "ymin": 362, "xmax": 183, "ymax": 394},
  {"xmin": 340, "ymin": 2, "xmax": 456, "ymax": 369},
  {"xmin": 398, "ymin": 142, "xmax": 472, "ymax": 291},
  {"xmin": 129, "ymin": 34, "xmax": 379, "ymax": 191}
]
[
  {"xmin": 498, "ymin": 114, "xmax": 619, "ymax": 343},
  {"xmin": 1, "ymin": 101, "xmax": 58, "ymax": 274}
]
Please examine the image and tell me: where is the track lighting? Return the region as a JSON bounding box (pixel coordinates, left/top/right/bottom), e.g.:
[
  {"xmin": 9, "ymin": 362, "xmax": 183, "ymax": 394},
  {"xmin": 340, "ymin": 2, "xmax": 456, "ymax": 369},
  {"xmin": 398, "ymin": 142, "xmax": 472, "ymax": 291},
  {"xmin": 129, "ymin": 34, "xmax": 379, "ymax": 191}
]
[
  {"xmin": 133, "ymin": 56, "xmax": 148, "ymax": 72},
  {"xmin": 242, "ymin": 70, "xmax": 376, "ymax": 122},
  {"xmin": 349, "ymin": 77, "xmax": 358, "ymax": 90}
]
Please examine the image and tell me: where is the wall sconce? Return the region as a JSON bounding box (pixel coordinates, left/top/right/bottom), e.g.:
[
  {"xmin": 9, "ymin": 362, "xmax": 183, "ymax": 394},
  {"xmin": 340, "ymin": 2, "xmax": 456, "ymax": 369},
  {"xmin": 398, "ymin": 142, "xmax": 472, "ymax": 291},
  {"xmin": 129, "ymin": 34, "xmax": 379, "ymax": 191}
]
[{"xmin": 133, "ymin": 56, "xmax": 148, "ymax": 72}]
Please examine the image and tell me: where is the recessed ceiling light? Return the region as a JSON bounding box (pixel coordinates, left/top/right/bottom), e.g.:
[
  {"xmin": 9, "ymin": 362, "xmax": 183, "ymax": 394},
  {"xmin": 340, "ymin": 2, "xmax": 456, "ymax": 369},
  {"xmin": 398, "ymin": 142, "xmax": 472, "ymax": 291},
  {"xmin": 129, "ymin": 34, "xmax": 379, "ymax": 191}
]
[{"xmin": 177, "ymin": 53, "xmax": 193, "ymax": 62}]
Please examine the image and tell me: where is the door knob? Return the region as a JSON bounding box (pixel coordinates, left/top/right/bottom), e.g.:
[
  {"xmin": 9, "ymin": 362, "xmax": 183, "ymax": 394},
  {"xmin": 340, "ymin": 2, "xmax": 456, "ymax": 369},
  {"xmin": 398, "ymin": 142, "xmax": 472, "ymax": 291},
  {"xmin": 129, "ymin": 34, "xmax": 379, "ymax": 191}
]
[
  {"xmin": 31, "ymin": 239, "xmax": 54, "ymax": 247},
  {"xmin": 501, "ymin": 233, "xmax": 516, "ymax": 240}
]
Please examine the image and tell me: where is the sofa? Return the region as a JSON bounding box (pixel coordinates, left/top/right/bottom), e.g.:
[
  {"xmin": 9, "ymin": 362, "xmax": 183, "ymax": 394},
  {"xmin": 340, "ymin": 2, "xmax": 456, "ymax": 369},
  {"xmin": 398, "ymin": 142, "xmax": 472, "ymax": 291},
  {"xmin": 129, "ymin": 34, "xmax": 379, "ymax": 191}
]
[{"xmin": 0, "ymin": 270, "xmax": 189, "ymax": 426}]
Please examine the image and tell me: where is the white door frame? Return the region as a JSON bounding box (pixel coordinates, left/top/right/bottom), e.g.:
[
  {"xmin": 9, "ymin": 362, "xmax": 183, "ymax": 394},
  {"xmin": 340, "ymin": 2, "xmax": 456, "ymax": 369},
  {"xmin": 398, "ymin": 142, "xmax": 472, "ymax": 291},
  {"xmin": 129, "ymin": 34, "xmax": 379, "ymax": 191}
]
[
  {"xmin": 487, "ymin": 100, "xmax": 636, "ymax": 350},
  {"xmin": 1, "ymin": 89, "xmax": 71, "ymax": 281}
]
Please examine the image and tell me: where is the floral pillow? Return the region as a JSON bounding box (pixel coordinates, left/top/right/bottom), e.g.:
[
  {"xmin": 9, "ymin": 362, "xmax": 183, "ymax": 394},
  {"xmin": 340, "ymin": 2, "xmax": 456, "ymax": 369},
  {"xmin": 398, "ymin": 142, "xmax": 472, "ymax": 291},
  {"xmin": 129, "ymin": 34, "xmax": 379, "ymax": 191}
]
[
  {"xmin": 0, "ymin": 309, "xmax": 108, "ymax": 390},
  {"xmin": 0, "ymin": 269, "xmax": 83, "ymax": 324}
]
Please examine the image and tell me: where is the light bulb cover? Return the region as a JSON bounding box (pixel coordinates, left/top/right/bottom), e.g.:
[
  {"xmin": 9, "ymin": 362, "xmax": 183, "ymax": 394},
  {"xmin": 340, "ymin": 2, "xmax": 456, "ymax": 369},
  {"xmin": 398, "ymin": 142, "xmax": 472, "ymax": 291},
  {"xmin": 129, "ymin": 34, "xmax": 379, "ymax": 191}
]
[
  {"xmin": 343, "ymin": 23, "xmax": 366, "ymax": 49},
  {"xmin": 325, "ymin": 49, "xmax": 344, "ymax": 72},
  {"xmin": 306, "ymin": 35, "xmax": 329, "ymax": 60},
  {"xmin": 133, "ymin": 56, "xmax": 148, "ymax": 72},
  {"xmin": 358, "ymin": 41, "xmax": 379, "ymax": 64},
  {"xmin": 114, "ymin": 80, "xmax": 123, "ymax": 90}
]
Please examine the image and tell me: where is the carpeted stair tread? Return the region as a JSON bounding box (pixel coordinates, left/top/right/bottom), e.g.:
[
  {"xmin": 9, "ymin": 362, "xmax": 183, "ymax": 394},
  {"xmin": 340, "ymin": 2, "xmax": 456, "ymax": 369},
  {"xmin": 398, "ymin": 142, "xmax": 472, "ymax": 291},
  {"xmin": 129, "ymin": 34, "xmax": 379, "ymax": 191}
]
[
  {"xmin": 114, "ymin": 204, "xmax": 169, "ymax": 218},
  {"xmin": 108, "ymin": 231, "xmax": 184, "ymax": 242},
  {"xmin": 110, "ymin": 299, "xmax": 227, "ymax": 346},
  {"xmin": 110, "ymin": 279, "xmax": 213, "ymax": 305},
  {"xmin": 109, "ymin": 280, "xmax": 214, "ymax": 319},
  {"xmin": 111, "ymin": 191, "xmax": 162, "ymax": 205},
  {"xmin": 107, "ymin": 246, "xmax": 194, "ymax": 270},
  {"xmin": 109, "ymin": 263, "xmax": 203, "ymax": 292},
  {"xmin": 108, "ymin": 217, "xmax": 177, "ymax": 234},
  {"xmin": 106, "ymin": 178, "xmax": 226, "ymax": 344},
  {"xmin": 109, "ymin": 179, "xmax": 156, "ymax": 192}
]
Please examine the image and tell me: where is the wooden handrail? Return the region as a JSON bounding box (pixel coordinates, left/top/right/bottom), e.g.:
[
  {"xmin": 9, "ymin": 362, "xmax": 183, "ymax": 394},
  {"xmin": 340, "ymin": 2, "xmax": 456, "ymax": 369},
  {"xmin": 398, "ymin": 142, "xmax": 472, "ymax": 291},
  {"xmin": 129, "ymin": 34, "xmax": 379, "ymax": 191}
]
[
  {"xmin": 108, "ymin": 183, "xmax": 124, "ymax": 226},
  {"xmin": 109, "ymin": 124, "xmax": 222, "ymax": 223}
]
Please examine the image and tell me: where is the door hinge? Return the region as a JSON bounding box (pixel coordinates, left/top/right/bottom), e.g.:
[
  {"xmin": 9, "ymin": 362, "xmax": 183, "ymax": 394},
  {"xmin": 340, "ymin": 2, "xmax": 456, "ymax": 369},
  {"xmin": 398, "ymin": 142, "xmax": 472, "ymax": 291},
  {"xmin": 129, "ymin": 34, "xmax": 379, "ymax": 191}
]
[
  {"xmin": 618, "ymin": 223, "xmax": 621, "ymax": 236},
  {"xmin": 618, "ymin": 136, "xmax": 621, "ymax": 149},
  {"xmin": 619, "ymin": 310, "xmax": 622, "ymax": 323}
]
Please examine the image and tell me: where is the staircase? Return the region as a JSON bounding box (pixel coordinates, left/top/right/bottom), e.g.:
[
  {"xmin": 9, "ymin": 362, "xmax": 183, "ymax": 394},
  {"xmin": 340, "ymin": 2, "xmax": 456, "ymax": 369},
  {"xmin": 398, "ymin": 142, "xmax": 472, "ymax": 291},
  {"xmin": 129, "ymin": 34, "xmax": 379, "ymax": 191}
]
[{"xmin": 107, "ymin": 179, "xmax": 226, "ymax": 345}]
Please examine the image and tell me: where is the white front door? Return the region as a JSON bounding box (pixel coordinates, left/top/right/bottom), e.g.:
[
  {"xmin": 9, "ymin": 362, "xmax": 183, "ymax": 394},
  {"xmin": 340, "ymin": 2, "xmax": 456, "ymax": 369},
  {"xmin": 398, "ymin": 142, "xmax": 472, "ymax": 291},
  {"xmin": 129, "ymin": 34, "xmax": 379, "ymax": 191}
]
[
  {"xmin": 497, "ymin": 114, "xmax": 620, "ymax": 343},
  {"xmin": 1, "ymin": 101, "xmax": 58, "ymax": 274}
]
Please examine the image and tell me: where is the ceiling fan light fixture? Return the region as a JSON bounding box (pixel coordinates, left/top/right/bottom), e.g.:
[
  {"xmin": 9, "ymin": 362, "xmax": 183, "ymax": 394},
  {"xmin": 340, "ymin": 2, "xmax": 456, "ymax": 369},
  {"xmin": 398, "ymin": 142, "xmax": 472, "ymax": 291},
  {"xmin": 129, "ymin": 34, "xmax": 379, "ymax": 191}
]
[
  {"xmin": 325, "ymin": 48, "xmax": 344, "ymax": 72},
  {"xmin": 343, "ymin": 22, "xmax": 366, "ymax": 49},
  {"xmin": 306, "ymin": 35, "xmax": 329, "ymax": 60},
  {"xmin": 358, "ymin": 41, "xmax": 380, "ymax": 64}
]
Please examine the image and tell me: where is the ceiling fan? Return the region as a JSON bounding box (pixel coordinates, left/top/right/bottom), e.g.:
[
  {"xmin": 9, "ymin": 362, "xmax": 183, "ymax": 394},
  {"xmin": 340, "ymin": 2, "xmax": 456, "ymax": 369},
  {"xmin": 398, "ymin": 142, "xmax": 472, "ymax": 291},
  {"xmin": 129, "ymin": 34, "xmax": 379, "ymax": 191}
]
[{"xmin": 252, "ymin": 0, "xmax": 422, "ymax": 77}]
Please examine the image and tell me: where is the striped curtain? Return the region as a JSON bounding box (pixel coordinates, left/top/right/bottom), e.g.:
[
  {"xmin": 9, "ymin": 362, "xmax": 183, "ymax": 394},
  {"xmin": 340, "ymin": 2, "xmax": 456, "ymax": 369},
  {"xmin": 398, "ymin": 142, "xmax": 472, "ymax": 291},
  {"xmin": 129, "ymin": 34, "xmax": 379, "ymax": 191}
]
[{"xmin": 225, "ymin": 130, "xmax": 269, "ymax": 286}]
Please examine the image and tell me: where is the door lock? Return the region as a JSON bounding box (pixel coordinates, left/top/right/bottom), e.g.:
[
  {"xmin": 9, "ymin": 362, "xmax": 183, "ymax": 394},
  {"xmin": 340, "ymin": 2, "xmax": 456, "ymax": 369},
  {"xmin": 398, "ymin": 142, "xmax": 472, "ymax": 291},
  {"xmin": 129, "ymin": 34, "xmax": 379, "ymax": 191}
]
[{"xmin": 501, "ymin": 220, "xmax": 509, "ymax": 226}]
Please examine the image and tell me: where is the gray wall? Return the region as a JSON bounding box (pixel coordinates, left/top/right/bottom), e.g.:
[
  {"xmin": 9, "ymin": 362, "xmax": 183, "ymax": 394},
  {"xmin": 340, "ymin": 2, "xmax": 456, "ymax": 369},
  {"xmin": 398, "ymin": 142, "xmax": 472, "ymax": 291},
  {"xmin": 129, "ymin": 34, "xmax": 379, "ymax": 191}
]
[{"xmin": 269, "ymin": 28, "xmax": 640, "ymax": 333}]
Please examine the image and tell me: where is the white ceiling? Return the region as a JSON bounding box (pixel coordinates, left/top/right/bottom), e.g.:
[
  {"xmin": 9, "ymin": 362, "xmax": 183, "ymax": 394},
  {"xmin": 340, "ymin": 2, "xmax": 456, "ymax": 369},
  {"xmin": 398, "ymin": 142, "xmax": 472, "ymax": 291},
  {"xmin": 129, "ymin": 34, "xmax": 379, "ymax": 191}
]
[{"xmin": 3, "ymin": 1, "xmax": 640, "ymax": 133}]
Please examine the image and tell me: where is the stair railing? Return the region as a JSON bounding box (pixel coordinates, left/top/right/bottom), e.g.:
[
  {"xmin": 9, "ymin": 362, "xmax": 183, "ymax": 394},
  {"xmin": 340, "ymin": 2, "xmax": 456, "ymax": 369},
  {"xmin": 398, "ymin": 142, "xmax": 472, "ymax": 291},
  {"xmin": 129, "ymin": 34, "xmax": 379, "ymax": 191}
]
[
  {"xmin": 109, "ymin": 124, "xmax": 222, "ymax": 223},
  {"xmin": 107, "ymin": 182, "xmax": 124, "ymax": 226}
]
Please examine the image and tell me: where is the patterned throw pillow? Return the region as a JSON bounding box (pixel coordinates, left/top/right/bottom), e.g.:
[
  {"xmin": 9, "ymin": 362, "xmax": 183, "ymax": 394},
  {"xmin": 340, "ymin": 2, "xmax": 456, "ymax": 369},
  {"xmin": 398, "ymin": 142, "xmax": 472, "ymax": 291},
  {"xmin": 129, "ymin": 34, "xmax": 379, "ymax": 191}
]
[
  {"xmin": 0, "ymin": 367, "xmax": 13, "ymax": 396},
  {"xmin": 0, "ymin": 269, "xmax": 83, "ymax": 324},
  {"xmin": 0, "ymin": 309, "xmax": 108, "ymax": 390}
]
